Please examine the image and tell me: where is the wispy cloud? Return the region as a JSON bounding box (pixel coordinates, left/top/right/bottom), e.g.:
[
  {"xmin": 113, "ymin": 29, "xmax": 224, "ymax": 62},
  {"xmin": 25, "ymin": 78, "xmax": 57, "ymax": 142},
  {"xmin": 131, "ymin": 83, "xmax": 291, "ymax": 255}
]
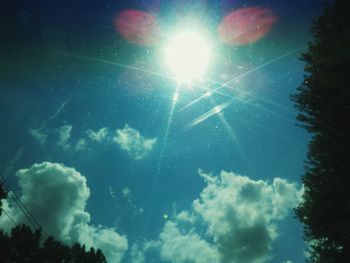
[
  {"xmin": 0, "ymin": 162, "xmax": 128, "ymax": 262},
  {"xmin": 47, "ymin": 96, "xmax": 72, "ymax": 122},
  {"xmin": 56, "ymin": 124, "xmax": 73, "ymax": 150},
  {"xmin": 28, "ymin": 93, "xmax": 72, "ymax": 146},
  {"xmin": 31, "ymin": 124, "xmax": 87, "ymax": 152},
  {"xmin": 29, "ymin": 95, "xmax": 72, "ymax": 140},
  {"xmin": 86, "ymin": 128, "xmax": 109, "ymax": 143},
  {"xmin": 113, "ymin": 124, "xmax": 157, "ymax": 160},
  {"xmin": 75, "ymin": 138, "xmax": 88, "ymax": 151},
  {"xmin": 29, "ymin": 128, "xmax": 48, "ymax": 145},
  {"xmin": 109, "ymin": 186, "xmax": 144, "ymax": 221},
  {"xmin": 4, "ymin": 147, "xmax": 23, "ymax": 178},
  {"xmin": 30, "ymin": 124, "xmax": 157, "ymax": 158}
]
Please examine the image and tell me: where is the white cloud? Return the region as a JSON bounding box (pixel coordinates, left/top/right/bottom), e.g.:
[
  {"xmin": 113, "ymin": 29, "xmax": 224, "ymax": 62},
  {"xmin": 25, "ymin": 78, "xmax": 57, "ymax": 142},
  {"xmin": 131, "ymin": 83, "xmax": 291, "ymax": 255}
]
[
  {"xmin": 130, "ymin": 240, "xmax": 159, "ymax": 263},
  {"xmin": 131, "ymin": 243, "xmax": 147, "ymax": 263},
  {"xmin": 159, "ymin": 221, "xmax": 219, "ymax": 263},
  {"xmin": 113, "ymin": 124, "xmax": 157, "ymax": 160},
  {"xmin": 0, "ymin": 162, "xmax": 127, "ymax": 262},
  {"xmin": 141, "ymin": 170, "xmax": 302, "ymax": 263},
  {"xmin": 29, "ymin": 128, "xmax": 48, "ymax": 145},
  {"xmin": 75, "ymin": 138, "xmax": 88, "ymax": 151},
  {"xmin": 86, "ymin": 128, "xmax": 109, "ymax": 143},
  {"xmin": 57, "ymin": 125, "xmax": 72, "ymax": 150}
]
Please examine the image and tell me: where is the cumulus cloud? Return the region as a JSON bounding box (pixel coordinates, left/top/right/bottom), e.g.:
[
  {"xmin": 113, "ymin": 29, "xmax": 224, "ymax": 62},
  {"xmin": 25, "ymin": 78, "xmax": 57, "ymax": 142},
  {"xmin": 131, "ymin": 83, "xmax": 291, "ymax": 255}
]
[
  {"xmin": 130, "ymin": 241, "xmax": 159, "ymax": 263},
  {"xmin": 137, "ymin": 170, "xmax": 302, "ymax": 263},
  {"xmin": 192, "ymin": 171, "xmax": 301, "ymax": 263},
  {"xmin": 86, "ymin": 128, "xmax": 109, "ymax": 143},
  {"xmin": 159, "ymin": 221, "xmax": 219, "ymax": 263},
  {"xmin": 0, "ymin": 162, "xmax": 128, "ymax": 262},
  {"xmin": 113, "ymin": 124, "xmax": 157, "ymax": 160},
  {"xmin": 57, "ymin": 125, "xmax": 73, "ymax": 150}
]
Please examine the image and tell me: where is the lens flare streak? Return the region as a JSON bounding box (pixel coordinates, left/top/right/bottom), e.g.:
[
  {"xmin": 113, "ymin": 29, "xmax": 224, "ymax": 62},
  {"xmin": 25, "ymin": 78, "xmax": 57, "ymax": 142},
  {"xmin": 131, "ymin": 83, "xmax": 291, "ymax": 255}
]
[
  {"xmin": 186, "ymin": 99, "xmax": 234, "ymax": 129},
  {"xmin": 181, "ymin": 46, "xmax": 304, "ymax": 111}
]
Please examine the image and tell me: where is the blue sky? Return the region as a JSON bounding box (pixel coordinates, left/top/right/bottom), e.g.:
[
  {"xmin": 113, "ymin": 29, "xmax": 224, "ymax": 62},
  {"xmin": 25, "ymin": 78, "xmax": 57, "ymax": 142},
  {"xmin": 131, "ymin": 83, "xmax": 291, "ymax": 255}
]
[{"xmin": 0, "ymin": 0, "xmax": 330, "ymax": 262}]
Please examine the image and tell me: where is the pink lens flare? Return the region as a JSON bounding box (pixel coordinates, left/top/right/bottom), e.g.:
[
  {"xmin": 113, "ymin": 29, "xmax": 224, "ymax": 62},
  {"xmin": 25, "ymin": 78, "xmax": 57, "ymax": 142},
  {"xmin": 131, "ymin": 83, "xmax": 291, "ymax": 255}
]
[
  {"xmin": 115, "ymin": 10, "xmax": 162, "ymax": 46},
  {"xmin": 218, "ymin": 7, "xmax": 277, "ymax": 46}
]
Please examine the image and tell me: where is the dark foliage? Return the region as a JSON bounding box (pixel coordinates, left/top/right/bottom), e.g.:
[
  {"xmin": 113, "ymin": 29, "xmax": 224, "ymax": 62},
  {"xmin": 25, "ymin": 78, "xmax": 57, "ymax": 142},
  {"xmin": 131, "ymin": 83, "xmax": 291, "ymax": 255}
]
[
  {"xmin": 291, "ymin": 0, "xmax": 350, "ymax": 262},
  {"xmin": 0, "ymin": 225, "xmax": 107, "ymax": 263},
  {"xmin": 0, "ymin": 182, "xmax": 107, "ymax": 262}
]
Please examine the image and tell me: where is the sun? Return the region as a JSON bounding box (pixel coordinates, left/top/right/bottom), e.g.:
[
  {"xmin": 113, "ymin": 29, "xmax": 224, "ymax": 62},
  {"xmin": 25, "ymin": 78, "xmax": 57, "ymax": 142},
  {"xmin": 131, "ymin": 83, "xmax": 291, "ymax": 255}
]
[{"xmin": 163, "ymin": 30, "xmax": 212, "ymax": 84}]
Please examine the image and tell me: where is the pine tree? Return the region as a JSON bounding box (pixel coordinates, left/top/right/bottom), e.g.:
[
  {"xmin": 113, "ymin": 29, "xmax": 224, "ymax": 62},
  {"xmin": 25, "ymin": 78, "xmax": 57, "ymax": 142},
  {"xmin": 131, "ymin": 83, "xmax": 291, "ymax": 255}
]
[{"xmin": 291, "ymin": 0, "xmax": 350, "ymax": 262}]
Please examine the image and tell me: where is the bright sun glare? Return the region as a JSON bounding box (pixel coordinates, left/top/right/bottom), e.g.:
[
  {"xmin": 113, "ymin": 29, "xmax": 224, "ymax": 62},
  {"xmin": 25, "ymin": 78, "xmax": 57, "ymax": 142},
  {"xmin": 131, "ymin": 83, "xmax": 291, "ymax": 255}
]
[{"xmin": 164, "ymin": 30, "xmax": 212, "ymax": 84}]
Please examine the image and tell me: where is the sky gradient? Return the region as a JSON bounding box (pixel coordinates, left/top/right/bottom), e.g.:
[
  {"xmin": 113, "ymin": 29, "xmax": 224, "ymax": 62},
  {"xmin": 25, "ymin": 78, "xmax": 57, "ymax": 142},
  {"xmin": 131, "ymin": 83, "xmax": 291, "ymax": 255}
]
[{"xmin": 0, "ymin": 0, "xmax": 331, "ymax": 262}]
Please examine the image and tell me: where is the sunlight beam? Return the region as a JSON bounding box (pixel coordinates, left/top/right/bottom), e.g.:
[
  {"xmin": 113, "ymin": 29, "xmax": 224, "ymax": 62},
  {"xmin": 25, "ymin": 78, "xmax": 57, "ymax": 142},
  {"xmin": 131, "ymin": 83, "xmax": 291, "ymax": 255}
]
[{"xmin": 155, "ymin": 84, "xmax": 180, "ymax": 176}]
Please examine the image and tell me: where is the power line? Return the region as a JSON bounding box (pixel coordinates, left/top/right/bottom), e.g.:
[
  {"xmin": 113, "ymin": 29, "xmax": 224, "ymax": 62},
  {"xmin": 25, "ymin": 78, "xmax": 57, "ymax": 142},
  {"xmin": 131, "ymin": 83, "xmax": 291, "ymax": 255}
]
[
  {"xmin": 0, "ymin": 177, "xmax": 38, "ymax": 229},
  {"xmin": 0, "ymin": 176, "xmax": 49, "ymax": 238},
  {"xmin": 2, "ymin": 208, "xmax": 17, "ymax": 227}
]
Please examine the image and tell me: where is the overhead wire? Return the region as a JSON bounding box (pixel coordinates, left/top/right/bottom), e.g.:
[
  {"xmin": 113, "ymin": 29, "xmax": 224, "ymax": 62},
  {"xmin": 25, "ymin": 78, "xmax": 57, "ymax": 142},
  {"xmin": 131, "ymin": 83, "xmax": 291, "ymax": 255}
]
[
  {"xmin": 0, "ymin": 176, "xmax": 49, "ymax": 238},
  {"xmin": 2, "ymin": 208, "xmax": 17, "ymax": 227}
]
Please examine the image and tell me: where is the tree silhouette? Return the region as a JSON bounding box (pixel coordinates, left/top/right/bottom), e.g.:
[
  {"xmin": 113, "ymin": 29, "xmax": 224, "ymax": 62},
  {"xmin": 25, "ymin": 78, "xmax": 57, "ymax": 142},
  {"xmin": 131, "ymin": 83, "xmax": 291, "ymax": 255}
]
[
  {"xmin": 291, "ymin": 0, "xmax": 350, "ymax": 262},
  {"xmin": 0, "ymin": 225, "xmax": 107, "ymax": 262},
  {"xmin": 0, "ymin": 182, "xmax": 107, "ymax": 262},
  {"xmin": 0, "ymin": 182, "xmax": 6, "ymax": 216}
]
